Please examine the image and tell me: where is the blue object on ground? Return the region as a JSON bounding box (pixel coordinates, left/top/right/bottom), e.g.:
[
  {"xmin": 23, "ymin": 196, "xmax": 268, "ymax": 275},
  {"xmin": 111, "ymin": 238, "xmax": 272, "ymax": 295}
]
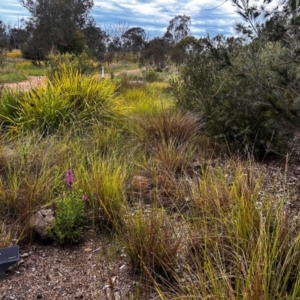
[{"xmin": 0, "ymin": 246, "xmax": 19, "ymax": 280}]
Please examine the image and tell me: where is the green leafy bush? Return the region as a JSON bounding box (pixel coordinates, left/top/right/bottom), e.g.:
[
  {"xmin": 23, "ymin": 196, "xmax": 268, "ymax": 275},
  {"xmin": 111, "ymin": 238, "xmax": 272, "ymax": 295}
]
[
  {"xmin": 142, "ymin": 69, "xmax": 161, "ymax": 82},
  {"xmin": 171, "ymin": 38, "xmax": 300, "ymax": 157},
  {"xmin": 46, "ymin": 51, "xmax": 95, "ymax": 80},
  {"xmin": 51, "ymin": 169, "xmax": 86, "ymax": 244}
]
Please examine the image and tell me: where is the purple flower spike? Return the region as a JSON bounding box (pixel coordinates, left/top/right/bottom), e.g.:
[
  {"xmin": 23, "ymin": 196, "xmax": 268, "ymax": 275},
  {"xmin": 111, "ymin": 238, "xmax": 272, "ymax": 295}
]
[
  {"xmin": 82, "ymin": 194, "xmax": 87, "ymax": 201},
  {"xmin": 66, "ymin": 169, "xmax": 74, "ymax": 187}
]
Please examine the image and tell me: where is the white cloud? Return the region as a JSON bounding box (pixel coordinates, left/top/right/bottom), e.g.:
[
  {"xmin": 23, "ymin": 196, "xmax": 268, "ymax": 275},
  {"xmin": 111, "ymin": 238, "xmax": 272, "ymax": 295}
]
[
  {"xmin": 93, "ymin": 0, "xmax": 241, "ymax": 37},
  {"xmin": 0, "ymin": 0, "xmax": 243, "ymax": 37}
]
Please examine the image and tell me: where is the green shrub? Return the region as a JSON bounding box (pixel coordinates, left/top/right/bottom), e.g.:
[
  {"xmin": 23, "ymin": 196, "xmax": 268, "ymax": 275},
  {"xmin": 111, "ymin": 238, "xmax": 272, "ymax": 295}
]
[
  {"xmin": 142, "ymin": 69, "xmax": 161, "ymax": 82},
  {"xmin": 51, "ymin": 169, "xmax": 86, "ymax": 244},
  {"xmin": 171, "ymin": 39, "xmax": 300, "ymax": 158},
  {"xmin": 46, "ymin": 51, "xmax": 94, "ymax": 80}
]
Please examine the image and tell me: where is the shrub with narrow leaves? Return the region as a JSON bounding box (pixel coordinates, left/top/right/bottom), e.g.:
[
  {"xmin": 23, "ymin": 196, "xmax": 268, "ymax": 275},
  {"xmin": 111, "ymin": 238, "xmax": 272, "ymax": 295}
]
[{"xmin": 171, "ymin": 38, "xmax": 300, "ymax": 158}]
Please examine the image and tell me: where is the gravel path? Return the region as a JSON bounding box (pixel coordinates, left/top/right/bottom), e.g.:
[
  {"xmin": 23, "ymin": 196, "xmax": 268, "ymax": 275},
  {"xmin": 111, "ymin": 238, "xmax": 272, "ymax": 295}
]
[
  {"xmin": 1, "ymin": 69, "xmax": 142, "ymax": 92},
  {"xmin": 2, "ymin": 76, "xmax": 46, "ymax": 92}
]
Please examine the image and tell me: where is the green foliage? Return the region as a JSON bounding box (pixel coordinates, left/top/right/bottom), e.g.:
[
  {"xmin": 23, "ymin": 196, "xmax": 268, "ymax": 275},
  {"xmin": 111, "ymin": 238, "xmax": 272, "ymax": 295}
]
[
  {"xmin": 0, "ymin": 65, "xmax": 122, "ymax": 135},
  {"xmin": 19, "ymin": 0, "xmax": 94, "ymax": 58},
  {"xmin": 292, "ymin": 0, "xmax": 300, "ymax": 10},
  {"xmin": 46, "ymin": 51, "xmax": 95, "ymax": 79},
  {"xmin": 171, "ymin": 39, "xmax": 300, "ymax": 157},
  {"xmin": 0, "ymin": 89, "xmax": 23, "ymax": 127},
  {"xmin": 140, "ymin": 37, "xmax": 171, "ymax": 71},
  {"xmin": 51, "ymin": 189, "xmax": 85, "ymax": 245},
  {"xmin": 79, "ymin": 155, "xmax": 128, "ymax": 229},
  {"xmin": 50, "ymin": 169, "xmax": 86, "ymax": 244},
  {"xmin": 142, "ymin": 69, "xmax": 161, "ymax": 82}
]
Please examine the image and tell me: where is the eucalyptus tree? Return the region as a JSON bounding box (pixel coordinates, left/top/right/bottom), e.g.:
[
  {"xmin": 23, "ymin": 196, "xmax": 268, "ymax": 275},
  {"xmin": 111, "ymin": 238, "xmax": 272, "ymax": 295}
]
[
  {"xmin": 164, "ymin": 15, "xmax": 191, "ymax": 44},
  {"xmin": 140, "ymin": 37, "xmax": 171, "ymax": 71},
  {"xmin": 122, "ymin": 27, "xmax": 146, "ymax": 54},
  {"xmin": 0, "ymin": 20, "xmax": 8, "ymax": 55},
  {"xmin": 83, "ymin": 25, "xmax": 109, "ymax": 65},
  {"xmin": 105, "ymin": 21, "xmax": 130, "ymax": 61},
  {"xmin": 18, "ymin": 0, "xmax": 94, "ymax": 58}
]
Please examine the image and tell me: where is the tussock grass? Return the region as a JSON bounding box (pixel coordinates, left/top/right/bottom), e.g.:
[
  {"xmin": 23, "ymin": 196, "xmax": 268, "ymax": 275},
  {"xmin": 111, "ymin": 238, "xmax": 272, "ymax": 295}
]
[
  {"xmin": 150, "ymin": 160, "xmax": 300, "ymax": 300},
  {"xmin": 120, "ymin": 205, "xmax": 182, "ymax": 284},
  {"xmin": 131, "ymin": 109, "xmax": 202, "ymax": 153},
  {"xmin": 78, "ymin": 154, "xmax": 129, "ymax": 230},
  {"xmin": 0, "ymin": 66, "xmax": 124, "ymax": 136}
]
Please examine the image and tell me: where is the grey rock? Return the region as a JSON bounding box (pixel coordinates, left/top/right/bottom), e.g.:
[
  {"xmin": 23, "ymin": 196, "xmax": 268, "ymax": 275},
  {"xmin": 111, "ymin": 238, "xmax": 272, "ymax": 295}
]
[{"xmin": 30, "ymin": 209, "xmax": 55, "ymax": 240}]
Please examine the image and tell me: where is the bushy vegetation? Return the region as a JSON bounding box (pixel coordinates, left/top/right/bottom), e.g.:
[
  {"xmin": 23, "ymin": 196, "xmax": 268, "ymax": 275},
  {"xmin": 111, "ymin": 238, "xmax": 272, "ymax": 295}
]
[
  {"xmin": 46, "ymin": 51, "xmax": 95, "ymax": 79},
  {"xmin": 0, "ymin": 65, "xmax": 123, "ymax": 135},
  {"xmin": 171, "ymin": 38, "xmax": 300, "ymax": 158}
]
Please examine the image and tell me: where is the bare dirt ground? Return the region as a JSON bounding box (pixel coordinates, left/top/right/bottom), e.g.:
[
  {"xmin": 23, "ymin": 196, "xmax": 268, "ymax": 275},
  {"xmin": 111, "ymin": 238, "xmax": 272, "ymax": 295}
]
[
  {"xmin": 1, "ymin": 69, "xmax": 143, "ymax": 92},
  {"xmin": 0, "ymin": 230, "xmax": 137, "ymax": 300},
  {"xmin": 2, "ymin": 76, "xmax": 47, "ymax": 92}
]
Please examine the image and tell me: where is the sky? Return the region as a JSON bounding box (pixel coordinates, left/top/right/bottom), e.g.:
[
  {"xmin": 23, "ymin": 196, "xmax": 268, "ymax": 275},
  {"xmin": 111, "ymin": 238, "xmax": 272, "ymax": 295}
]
[{"xmin": 0, "ymin": 0, "xmax": 243, "ymax": 38}]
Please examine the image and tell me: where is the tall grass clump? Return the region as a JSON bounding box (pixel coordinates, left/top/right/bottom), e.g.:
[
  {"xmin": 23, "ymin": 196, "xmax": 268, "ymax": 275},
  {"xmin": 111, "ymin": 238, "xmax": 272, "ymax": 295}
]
[
  {"xmin": 0, "ymin": 88, "xmax": 24, "ymax": 127},
  {"xmin": 131, "ymin": 109, "xmax": 202, "ymax": 153},
  {"xmin": 127, "ymin": 109, "xmax": 204, "ymax": 209},
  {"xmin": 48, "ymin": 65, "xmax": 123, "ymax": 124},
  {"xmin": 120, "ymin": 205, "xmax": 182, "ymax": 288},
  {"xmin": 0, "ymin": 65, "xmax": 123, "ymax": 136},
  {"xmin": 78, "ymin": 154, "xmax": 128, "ymax": 230},
  {"xmin": 6, "ymin": 86, "xmax": 73, "ymax": 135},
  {"xmin": 0, "ymin": 134, "xmax": 68, "ymax": 241},
  {"xmin": 154, "ymin": 160, "xmax": 300, "ymax": 299}
]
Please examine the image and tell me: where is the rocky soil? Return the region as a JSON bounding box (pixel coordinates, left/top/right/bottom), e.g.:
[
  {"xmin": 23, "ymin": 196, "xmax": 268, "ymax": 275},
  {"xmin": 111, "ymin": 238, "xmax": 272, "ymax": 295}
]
[{"xmin": 0, "ymin": 229, "xmax": 136, "ymax": 300}]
